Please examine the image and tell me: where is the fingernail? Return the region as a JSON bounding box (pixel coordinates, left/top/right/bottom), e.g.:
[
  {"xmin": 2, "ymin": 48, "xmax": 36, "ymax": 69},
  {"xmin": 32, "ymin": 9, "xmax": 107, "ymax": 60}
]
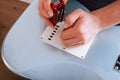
[
  {"xmin": 48, "ymin": 11, "xmax": 53, "ymax": 17},
  {"xmin": 63, "ymin": 23, "xmax": 69, "ymax": 29}
]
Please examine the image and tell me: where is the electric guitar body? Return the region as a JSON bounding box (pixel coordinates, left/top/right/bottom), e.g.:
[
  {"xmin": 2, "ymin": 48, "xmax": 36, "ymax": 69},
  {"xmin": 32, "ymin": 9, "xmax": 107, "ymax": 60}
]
[{"xmin": 1, "ymin": 0, "xmax": 120, "ymax": 80}]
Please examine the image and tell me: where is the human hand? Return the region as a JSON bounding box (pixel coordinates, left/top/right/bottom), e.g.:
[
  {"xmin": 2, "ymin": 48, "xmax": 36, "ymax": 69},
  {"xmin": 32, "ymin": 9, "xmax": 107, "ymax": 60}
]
[
  {"xmin": 61, "ymin": 9, "xmax": 102, "ymax": 47},
  {"xmin": 38, "ymin": 0, "xmax": 67, "ymax": 28}
]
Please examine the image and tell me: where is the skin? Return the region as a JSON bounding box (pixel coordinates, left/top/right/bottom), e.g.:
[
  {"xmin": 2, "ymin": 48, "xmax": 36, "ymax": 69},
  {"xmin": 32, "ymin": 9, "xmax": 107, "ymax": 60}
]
[{"xmin": 39, "ymin": 0, "xmax": 120, "ymax": 47}]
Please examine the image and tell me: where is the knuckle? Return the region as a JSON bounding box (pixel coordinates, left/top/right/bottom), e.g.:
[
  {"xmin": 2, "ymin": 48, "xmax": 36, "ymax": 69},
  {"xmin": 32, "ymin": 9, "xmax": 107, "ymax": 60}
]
[
  {"xmin": 39, "ymin": 10, "xmax": 50, "ymax": 18},
  {"xmin": 77, "ymin": 8, "xmax": 82, "ymax": 11},
  {"xmin": 66, "ymin": 16, "xmax": 73, "ymax": 25},
  {"xmin": 75, "ymin": 9, "xmax": 85, "ymax": 15},
  {"xmin": 76, "ymin": 8, "xmax": 83, "ymax": 12}
]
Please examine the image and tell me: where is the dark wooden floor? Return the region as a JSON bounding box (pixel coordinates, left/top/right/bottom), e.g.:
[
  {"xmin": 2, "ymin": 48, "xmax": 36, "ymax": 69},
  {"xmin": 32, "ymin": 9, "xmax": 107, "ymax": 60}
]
[{"xmin": 0, "ymin": 0, "xmax": 29, "ymax": 80}]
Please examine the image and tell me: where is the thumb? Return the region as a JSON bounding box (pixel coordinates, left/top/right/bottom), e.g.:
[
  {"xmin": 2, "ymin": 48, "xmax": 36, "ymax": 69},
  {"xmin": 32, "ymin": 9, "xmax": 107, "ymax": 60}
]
[
  {"xmin": 64, "ymin": 9, "xmax": 85, "ymax": 29},
  {"xmin": 43, "ymin": 0, "xmax": 53, "ymax": 17},
  {"xmin": 63, "ymin": 0, "xmax": 68, "ymax": 4}
]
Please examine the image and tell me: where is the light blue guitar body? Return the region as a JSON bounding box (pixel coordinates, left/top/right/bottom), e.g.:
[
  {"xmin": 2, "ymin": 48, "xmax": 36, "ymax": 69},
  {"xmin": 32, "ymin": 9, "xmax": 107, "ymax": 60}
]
[{"xmin": 1, "ymin": 0, "xmax": 120, "ymax": 80}]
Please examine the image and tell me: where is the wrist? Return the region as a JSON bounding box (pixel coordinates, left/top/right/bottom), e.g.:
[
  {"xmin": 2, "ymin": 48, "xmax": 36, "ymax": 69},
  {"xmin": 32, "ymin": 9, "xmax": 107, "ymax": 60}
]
[
  {"xmin": 91, "ymin": 1, "xmax": 120, "ymax": 30},
  {"xmin": 91, "ymin": 10, "xmax": 116, "ymax": 31},
  {"xmin": 90, "ymin": 11, "xmax": 104, "ymax": 31}
]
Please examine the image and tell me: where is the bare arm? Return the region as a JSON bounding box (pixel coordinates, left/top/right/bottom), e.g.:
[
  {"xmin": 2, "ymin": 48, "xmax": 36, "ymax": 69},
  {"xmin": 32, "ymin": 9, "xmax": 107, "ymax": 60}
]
[
  {"xmin": 61, "ymin": 0, "xmax": 120, "ymax": 47},
  {"xmin": 92, "ymin": 0, "xmax": 120, "ymax": 30}
]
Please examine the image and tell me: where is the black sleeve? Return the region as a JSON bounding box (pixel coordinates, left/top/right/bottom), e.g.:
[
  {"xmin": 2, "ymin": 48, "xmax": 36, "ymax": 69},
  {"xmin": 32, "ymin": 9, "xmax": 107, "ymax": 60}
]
[{"xmin": 77, "ymin": 0, "xmax": 116, "ymax": 11}]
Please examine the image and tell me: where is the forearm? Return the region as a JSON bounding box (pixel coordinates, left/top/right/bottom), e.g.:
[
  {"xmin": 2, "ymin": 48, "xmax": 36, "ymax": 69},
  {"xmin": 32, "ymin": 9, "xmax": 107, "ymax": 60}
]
[{"xmin": 91, "ymin": 0, "xmax": 120, "ymax": 30}]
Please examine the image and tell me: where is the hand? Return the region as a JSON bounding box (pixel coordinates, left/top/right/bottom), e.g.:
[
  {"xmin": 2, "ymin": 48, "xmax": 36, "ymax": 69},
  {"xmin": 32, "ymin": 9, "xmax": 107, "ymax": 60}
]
[
  {"xmin": 38, "ymin": 0, "xmax": 67, "ymax": 28},
  {"xmin": 61, "ymin": 9, "xmax": 102, "ymax": 47}
]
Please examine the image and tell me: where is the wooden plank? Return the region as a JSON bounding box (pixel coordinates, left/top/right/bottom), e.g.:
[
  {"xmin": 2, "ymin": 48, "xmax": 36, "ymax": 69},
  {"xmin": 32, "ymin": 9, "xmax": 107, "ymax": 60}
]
[{"xmin": 0, "ymin": 0, "xmax": 29, "ymax": 80}]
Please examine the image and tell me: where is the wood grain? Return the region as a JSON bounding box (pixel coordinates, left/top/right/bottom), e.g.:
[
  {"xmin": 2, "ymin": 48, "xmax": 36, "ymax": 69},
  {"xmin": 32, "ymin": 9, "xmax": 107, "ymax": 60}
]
[{"xmin": 0, "ymin": 0, "xmax": 29, "ymax": 80}]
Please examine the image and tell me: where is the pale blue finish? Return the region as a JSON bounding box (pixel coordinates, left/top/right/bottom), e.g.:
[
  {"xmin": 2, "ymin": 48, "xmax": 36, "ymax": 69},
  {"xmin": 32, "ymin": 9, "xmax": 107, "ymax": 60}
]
[{"xmin": 1, "ymin": 0, "xmax": 120, "ymax": 80}]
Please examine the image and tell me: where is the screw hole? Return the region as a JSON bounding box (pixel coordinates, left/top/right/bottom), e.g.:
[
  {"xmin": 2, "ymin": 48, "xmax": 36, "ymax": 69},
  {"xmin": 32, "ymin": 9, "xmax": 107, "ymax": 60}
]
[
  {"xmin": 81, "ymin": 56, "xmax": 83, "ymax": 58},
  {"xmin": 50, "ymin": 35, "xmax": 53, "ymax": 38},
  {"xmin": 41, "ymin": 37, "xmax": 43, "ymax": 39},
  {"xmin": 48, "ymin": 38, "xmax": 51, "ymax": 40},
  {"xmin": 55, "ymin": 28, "xmax": 58, "ymax": 30},
  {"xmin": 63, "ymin": 48, "xmax": 65, "ymax": 49},
  {"xmin": 56, "ymin": 25, "xmax": 59, "ymax": 27},
  {"xmin": 51, "ymin": 33, "xmax": 55, "ymax": 35},
  {"xmin": 53, "ymin": 30, "xmax": 56, "ymax": 33}
]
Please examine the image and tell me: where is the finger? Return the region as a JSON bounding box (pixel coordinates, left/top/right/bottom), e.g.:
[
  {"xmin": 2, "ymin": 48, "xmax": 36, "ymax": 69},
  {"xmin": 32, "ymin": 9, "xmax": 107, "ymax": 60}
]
[
  {"xmin": 72, "ymin": 19, "xmax": 93, "ymax": 45},
  {"xmin": 61, "ymin": 27, "xmax": 75, "ymax": 40},
  {"xmin": 61, "ymin": 25, "xmax": 83, "ymax": 40},
  {"xmin": 40, "ymin": 15, "xmax": 54, "ymax": 28},
  {"xmin": 43, "ymin": 0, "xmax": 53, "ymax": 17},
  {"xmin": 64, "ymin": 9, "xmax": 85, "ymax": 29},
  {"xmin": 38, "ymin": 0, "xmax": 51, "ymax": 18},
  {"xmin": 40, "ymin": 9, "xmax": 52, "ymax": 18},
  {"xmin": 66, "ymin": 41, "xmax": 84, "ymax": 47},
  {"xmin": 62, "ymin": 37, "xmax": 84, "ymax": 47}
]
